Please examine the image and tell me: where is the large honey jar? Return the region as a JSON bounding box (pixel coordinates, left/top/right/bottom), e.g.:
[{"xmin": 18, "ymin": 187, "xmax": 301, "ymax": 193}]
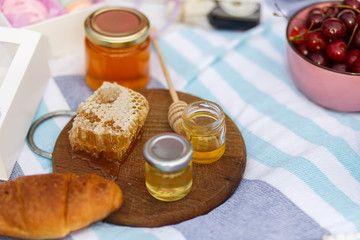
[
  {"xmin": 84, "ymin": 7, "xmax": 150, "ymax": 90},
  {"xmin": 181, "ymin": 101, "xmax": 226, "ymax": 164},
  {"xmin": 144, "ymin": 133, "xmax": 193, "ymax": 202}
]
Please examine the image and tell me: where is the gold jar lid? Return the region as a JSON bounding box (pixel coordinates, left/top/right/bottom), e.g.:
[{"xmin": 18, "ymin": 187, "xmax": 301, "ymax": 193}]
[{"xmin": 84, "ymin": 7, "xmax": 150, "ymax": 48}]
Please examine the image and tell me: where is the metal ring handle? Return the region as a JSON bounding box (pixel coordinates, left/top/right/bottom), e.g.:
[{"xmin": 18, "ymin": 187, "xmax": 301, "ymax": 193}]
[{"xmin": 27, "ymin": 110, "xmax": 77, "ymax": 159}]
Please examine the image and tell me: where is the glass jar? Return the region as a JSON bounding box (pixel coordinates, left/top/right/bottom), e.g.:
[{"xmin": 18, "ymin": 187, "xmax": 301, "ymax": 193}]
[
  {"xmin": 84, "ymin": 7, "xmax": 150, "ymax": 90},
  {"xmin": 144, "ymin": 133, "xmax": 193, "ymax": 202},
  {"xmin": 181, "ymin": 101, "xmax": 226, "ymax": 164}
]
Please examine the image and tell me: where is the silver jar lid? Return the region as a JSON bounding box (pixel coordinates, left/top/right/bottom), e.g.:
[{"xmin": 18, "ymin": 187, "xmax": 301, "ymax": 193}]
[{"xmin": 144, "ymin": 133, "xmax": 193, "ymax": 172}]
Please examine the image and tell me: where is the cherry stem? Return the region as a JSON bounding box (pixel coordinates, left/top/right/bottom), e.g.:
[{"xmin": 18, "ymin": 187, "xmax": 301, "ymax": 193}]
[
  {"xmin": 273, "ymin": 2, "xmax": 289, "ymax": 20},
  {"xmin": 347, "ymin": 23, "xmax": 359, "ymax": 48},
  {"xmin": 288, "ymin": 25, "xmax": 321, "ymax": 43},
  {"xmin": 333, "ymin": 4, "xmax": 360, "ymax": 14},
  {"xmin": 308, "ymin": 27, "xmax": 321, "ymax": 33}
]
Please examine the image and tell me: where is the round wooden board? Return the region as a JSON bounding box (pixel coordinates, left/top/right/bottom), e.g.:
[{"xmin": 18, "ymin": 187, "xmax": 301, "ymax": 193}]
[{"xmin": 52, "ymin": 89, "xmax": 246, "ymax": 228}]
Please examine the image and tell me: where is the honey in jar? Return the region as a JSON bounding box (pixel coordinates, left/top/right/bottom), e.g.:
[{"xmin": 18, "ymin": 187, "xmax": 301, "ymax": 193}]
[
  {"xmin": 84, "ymin": 7, "xmax": 150, "ymax": 90},
  {"xmin": 144, "ymin": 133, "xmax": 193, "ymax": 202},
  {"xmin": 181, "ymin": 101, "xmax": 226, "ymax": 164}
]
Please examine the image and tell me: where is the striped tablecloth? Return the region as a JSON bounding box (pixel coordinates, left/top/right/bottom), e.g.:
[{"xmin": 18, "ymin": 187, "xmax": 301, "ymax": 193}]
[{"xmin": 4, "ymin": 1, "xmax": 360, "ymax": 240}]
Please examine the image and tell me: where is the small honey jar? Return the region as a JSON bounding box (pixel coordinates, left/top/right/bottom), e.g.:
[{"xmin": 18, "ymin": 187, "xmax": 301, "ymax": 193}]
[
  {"xmin": 84, "ymin": 7, "xmax": 150, "ymax": 90},
  {"xmin": 181, "ymin": 101, "xmax": 226, "ymax": 164},
  {"xmin": 144, "ymin": 133, "xmax": 193, "ymax": 202}
]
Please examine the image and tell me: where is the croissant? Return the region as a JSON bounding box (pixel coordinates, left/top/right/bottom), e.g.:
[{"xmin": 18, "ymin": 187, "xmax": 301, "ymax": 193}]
[{"xmin": 0, "ymin": 173, "xmax": 123, "ymax": 239}]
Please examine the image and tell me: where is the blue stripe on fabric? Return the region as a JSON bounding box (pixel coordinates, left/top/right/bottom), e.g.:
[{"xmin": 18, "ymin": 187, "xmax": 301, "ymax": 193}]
[
  {"xmin": 91, "ymin": 222, "xmax": 159, "ymax": 240},
  {"xmin": 212, "ymin": 60, "xmax": 360, "ymax": 182},
  {"xmin": 235, "ymin": 42, "xmax": 293, "ymax": 86},
  {"xmin": 32, "ymin": 98, "xmax": 50, "ymax": 122},
  {"xmin": 27, "ymin": 99, "xmax": 57, "ymax": 172},
  {"xmin": 179, "ymin": 28, "xmax": 230, "ymax": 60},
  {"xmin": 261, "ymin": 20, "xmax": 286, "ymax": 56},
  {"xmin": 215, "ymin": 28, "xmax": 246, "ymax": 41},
  {"xmin": 156, "ymin": 38, "xmax": 200, "ymax": 81},
  {"xmin": 184, "ymin": 76, "xmax": 219, "ymax": 104},
  {"xmin": 183, "ymin": 66, "xmax": 360, "ymax": 230},
  {"xmin": 242, "ymin": 23, "xmax": 360, "ymax": 130},
  {"xmin": 238, "ymin": 124, "xmax": 360, "ymax": 230},
  {"xmin": 330, "ymin": 112, "xmax": 360, "ymax": 131},
  {"xmin": 180, "ymin": 28, "xmax": 214, "ymax": 53}
]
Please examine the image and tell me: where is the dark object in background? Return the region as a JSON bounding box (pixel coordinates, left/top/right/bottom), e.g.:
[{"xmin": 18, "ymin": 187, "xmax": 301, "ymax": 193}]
[{"xmin": 208, "ymin": 2, "xmax": 261, "ymax": 30}]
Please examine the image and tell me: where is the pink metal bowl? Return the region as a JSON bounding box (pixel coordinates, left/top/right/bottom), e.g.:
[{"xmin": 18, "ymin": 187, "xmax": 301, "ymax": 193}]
[{"xmin": 286, "ymin": 1, "xmax": 360, "ymax": 112}]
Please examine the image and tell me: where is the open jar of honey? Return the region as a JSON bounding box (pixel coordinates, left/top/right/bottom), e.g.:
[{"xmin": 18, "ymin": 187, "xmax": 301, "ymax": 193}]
[
  {"xmin": 84, "ymin": 7, "xmax": 150, "ymax": 90},
  {"xmin": 181, "ymin": 101, "xmax": 226, "ymax": 164}
]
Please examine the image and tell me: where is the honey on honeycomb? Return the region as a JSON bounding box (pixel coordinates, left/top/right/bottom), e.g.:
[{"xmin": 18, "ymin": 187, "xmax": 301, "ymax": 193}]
[{"xmin": 68, "ymin": 82, "xmax": 149, "ymax": 161}]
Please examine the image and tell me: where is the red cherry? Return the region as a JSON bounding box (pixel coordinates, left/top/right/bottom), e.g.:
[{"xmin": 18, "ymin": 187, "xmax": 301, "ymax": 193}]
[
  {"xmin": 345, "ymin": 48, "xmax": 360, "ymax": 66},
  {"xmin": 331, "ymin": 62, "xmax": 351, "ymax": 72},
  {"xmin": 323, "ymin": 5, "xmax": 340, "ymax": 18},
  {"xmin": 296, "ymin": 43, "xmax": 310, "ymax": 56},
  {"xmin": 349, "ymin": 28, "xmax": 360, "ymax": 48},
  {"xmin": 306, "ymin": 13, "xmax": 325, "ymax": 29},
  {"xmin": 343, "ymin": 0, "xmax": 360, "ymax": 10},
  {"xmin": 290, "ymin": 26, "xmax": 308, "ymax": 44},
  {"xmin": 308, "ymin": 51, "xmax": 329, "ymax": 67},
  {"xmin": 321, "ymin": 18, "xmax": 347, "ymax": 40},
  {"xmin": 309, "ymin": 8, "xmax": 322, "ymax": 16},
  {"xmin": 306, "ymin": 32, "xmax": 327, "ymax": 51},
  {"xmin": 338, "ymin": 9, "xmax": 357, "ymax": 32},
  {"xmin": 326, "ymin": 40, "xmax": 347, "ymax": 61},
  {"xmin": 352, "ymin": 58, "xmax": 360, "ymax": 72}
]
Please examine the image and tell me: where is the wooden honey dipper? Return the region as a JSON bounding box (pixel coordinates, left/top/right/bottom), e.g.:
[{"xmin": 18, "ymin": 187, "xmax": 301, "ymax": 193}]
[{"xmin": 152, "ymin": 35, "xmax": 187, "ymax": 134}]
